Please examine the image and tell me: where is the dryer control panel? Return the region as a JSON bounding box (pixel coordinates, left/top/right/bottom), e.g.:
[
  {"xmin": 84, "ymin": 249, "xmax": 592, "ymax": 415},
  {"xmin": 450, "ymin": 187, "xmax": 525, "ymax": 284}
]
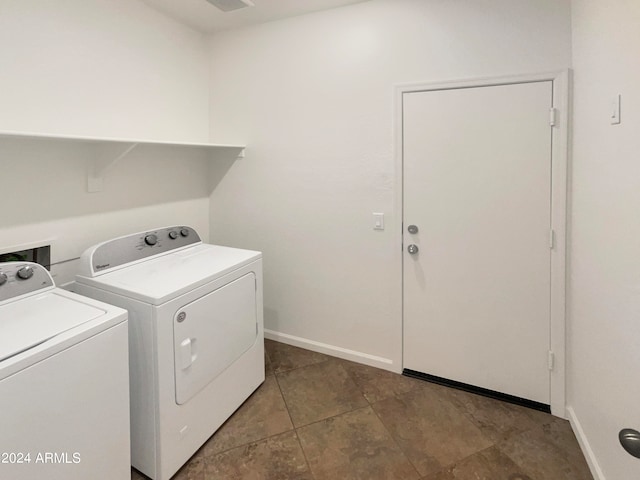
[
  {"xmin": 0, "ymin": 262, "xmax": 54, "ymax": 303},
  {"xmin": 79, "ymin": 226, "xmax": 202, "ymax": 277}
]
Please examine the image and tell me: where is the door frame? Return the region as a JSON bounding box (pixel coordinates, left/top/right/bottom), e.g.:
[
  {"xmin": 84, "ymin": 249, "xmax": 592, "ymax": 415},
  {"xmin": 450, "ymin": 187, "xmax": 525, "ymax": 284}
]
[{"xmin": 393, "ymin": 71, "xmax": 570, "ymax": 418}]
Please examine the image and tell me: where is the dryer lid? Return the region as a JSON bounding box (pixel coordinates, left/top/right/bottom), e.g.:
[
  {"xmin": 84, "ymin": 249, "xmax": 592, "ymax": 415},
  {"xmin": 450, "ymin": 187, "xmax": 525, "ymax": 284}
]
[
  {"xmin": 0, "ymin": 291, "xmax": 106, "ymax": 362},
  {"xmin": 76, "ymin": 243, "xmax": 261, "ymax": 305}
]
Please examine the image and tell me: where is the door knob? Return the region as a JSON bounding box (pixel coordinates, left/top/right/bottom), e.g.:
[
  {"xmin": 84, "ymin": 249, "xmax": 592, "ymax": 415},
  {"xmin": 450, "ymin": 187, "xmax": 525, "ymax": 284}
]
[
  {"xmin": 620, "ymin": 429, "xmax": 640, "ymax": 458},
  {"xmin": 408, "ymin": 225, "xmax": 419, "ymax": 234},
  {"xmin": 407, "ymin": 244, "xmax": 419, "ymax": 254}
]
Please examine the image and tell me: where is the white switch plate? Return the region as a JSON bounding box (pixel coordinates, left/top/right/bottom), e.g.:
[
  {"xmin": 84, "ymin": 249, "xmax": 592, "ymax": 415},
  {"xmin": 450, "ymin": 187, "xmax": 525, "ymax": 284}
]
[
  {"xmin": 373, "ymin": 212, "xmax": 384, "ymax": 230},
  {"xmin": 611, "ymin": 94, "xmax": 621, "ymax": 125}
]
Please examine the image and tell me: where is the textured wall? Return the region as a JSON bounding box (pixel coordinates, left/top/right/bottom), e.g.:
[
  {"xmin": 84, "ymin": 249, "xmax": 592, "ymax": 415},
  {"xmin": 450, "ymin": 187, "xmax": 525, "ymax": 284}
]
[
  {"xmin": 568, "ymin": 0, "xmax": 640, "ymax": 478},
  {"xmin": 207, "ymin": 0, "xmax": 572, "ymax": 368},
  {"xmin": 0, "ymin": 0, "xmax": 214, "ymax": 284}
]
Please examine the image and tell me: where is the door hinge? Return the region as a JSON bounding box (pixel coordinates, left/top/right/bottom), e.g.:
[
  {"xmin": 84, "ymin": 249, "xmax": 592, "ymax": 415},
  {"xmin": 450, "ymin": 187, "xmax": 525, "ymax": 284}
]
[
  {"xmin": 549, "ymin": 107, "xmax": 557, "ymax": 127},
  {"xmin": 548, "ymin": 351, "xmax": 555, "ymax": 371},
  {"xmin": 549, "ymin": 229, "xmax": 555, "ymax": 249}
]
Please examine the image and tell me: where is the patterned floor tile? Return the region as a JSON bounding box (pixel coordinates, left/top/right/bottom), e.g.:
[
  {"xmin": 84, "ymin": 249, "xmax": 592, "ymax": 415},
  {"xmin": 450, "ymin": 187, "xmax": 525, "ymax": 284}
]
[
  {"xmin": 172, "ymin": 450, "xmax": 205, "ymax": 480},
  {"xmin": 297, "ymin": 406, "xmax": 420, "ymax": 480},
  {"xmin": 372, "ymin": 384, "xmax": 492, "ymax": 477},
  {"xmin": 276, "ymin": 359, "xmax": 368, "ymax": 427},
  {"xmin": 203, "ymin": 431, "xmax": 312, "ymax": 480},
  {"xmin": 129, "ymin": 341, "xmax": 593, "ymax": 480},
  {"xmin": 202, "ymin": 375, "xmax": 293, "ymax": 455},
  {"xmin": 340, "ymin": 359, "xmax": 423, "ymax": 403},
  {"xmin": 421, "ymin": 446, "xmax": 531, "ymax": 480},
  {"xmin": 265, "ymin": 339, "xmax": 330, "ymax": 374},
  {"xmin": 498, "ymin": 417, "xmax": 593, "ymax": 480},
  {"xmin": 265, "ymin": 349, "xmax": 274, "ymax": 376},
  {"xmin": 441, "ymin": 386, "xmax": 551, "ymax": 442}
]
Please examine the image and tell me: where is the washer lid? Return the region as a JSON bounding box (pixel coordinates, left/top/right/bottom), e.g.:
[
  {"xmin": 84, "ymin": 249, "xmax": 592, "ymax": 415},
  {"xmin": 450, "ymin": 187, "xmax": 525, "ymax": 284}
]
[
  {"xmin": 0, "ymin": 291, "xmax": 107, "ymax": 362},
  {"xmin": 77, "ymin": 243, "xmax": 261, "ymax": 305}
]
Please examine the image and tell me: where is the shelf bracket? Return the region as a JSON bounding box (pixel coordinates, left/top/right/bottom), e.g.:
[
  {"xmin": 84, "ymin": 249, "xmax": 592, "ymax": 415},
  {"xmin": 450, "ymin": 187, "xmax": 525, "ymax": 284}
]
[{"xmin": 87, "ymin": 142, "xmax": 138, "ymax": 192}]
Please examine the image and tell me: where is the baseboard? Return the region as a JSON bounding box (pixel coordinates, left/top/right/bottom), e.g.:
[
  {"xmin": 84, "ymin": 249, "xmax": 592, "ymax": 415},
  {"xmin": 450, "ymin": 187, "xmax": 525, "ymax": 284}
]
[
  {"xmin": 566, "ymin": 406, "xmax": 606, "ymax": 480},
  {"xmin": 264, "ymin": 329, "xmax": 397, "ymax": 372}
]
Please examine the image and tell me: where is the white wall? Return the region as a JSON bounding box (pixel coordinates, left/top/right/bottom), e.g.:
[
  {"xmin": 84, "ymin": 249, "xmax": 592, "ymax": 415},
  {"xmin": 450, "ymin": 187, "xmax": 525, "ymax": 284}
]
[
  {"xmin": 0, "ymin": 0, "xmax": 209, "ymax": 140},
  {"xmin": 568, "ymin": 1, "xmax": 640, "ymax": 478},
  {"xmin": 207, "ymin": 0, "xmax": 572, "ymax": 369},
  {"xmin": 0, "ymin": 0, "xmax": 213, "ymax": 284}
]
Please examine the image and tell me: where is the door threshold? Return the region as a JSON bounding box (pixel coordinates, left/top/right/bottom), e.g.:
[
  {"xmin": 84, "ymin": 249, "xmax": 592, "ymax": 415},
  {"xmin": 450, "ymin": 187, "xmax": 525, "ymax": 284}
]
[{"xmin": 402, "ymin": 369, "xmax": 551, "ymax": 414}]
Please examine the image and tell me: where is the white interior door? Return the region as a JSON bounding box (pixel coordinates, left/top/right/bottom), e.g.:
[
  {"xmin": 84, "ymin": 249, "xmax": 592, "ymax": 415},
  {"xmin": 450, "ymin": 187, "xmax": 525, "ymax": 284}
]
[{"xmin": 402, "ymin": 81, "xmax": 553, "ymax": 405}]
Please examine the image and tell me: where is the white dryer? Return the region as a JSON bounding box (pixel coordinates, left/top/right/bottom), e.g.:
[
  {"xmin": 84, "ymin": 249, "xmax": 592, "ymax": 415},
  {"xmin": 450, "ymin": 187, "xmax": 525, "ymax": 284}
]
[
  {"xmin": 74, "ymin": 226, "xmax": 264, "ymax": 480},
  {"xmin": 0, "ymin": 262, "xmax": 130, "ymax": 480}
]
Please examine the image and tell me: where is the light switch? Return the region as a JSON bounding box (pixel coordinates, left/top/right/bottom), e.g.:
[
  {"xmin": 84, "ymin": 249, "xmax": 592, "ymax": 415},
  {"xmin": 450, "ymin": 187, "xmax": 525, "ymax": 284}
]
[
  {"xmin": 611, "ymin": 94, "xmax": 621, "ymax": 125},
  {"xmin": 373, "ymin": 212, "xmax": 384, "ymax": 230}
]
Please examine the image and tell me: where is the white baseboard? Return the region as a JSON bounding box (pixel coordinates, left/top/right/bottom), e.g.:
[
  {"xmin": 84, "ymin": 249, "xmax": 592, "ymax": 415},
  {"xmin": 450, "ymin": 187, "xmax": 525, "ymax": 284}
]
[
  {"xmin": 566, "ymin": 406, "xmax": 606, "ymax": 480},
  {"xmin": 264, "ymin": 329, "xmax": 398, "ymax": 373}
]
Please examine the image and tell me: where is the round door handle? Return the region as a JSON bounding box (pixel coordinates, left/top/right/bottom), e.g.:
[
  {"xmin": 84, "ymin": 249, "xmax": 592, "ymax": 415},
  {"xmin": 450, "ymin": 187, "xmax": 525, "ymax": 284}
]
[
  {"xmin": 620, "ymin": 428, "xmax": 640, "ymax": 458},
  {"xmin": 407, "ymin": 244, "xmax": 419, "ymax": 255},
  {"xmin": 408, "ymin": 225, "xmax": 419, "ymax": 234}
]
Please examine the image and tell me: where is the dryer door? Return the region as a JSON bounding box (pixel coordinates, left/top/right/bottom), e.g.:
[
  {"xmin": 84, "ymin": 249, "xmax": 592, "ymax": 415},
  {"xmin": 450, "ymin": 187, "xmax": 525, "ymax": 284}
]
[{"xmin": 173, "ymin": 272, "xmax": 257, "ymax": 405}]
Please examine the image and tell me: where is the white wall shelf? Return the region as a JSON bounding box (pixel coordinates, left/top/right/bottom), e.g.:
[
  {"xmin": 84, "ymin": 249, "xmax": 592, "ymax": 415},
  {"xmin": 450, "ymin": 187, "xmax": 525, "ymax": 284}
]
[{"xmin": 0, "ymin": 130, "xmax": 246, "ymax": 192}]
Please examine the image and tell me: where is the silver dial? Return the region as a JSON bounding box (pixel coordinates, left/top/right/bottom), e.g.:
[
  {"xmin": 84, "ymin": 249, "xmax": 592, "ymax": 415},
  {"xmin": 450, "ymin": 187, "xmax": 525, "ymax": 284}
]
[
  {"xmin": 16, "ymin": 266, "xmax": 34, "ymax": 280},
  {"xmin": 168, "ymin": 231, "xmax": 179, "ymax": 240},
  {"xmin": 180, "ymin": 228, "xmax": 190, "ymax": 237},
  {"xmin": 0, "ymin": 272, "xmax": 7, "ymax": 286},
  {"xmin": 144, "ymin": 234, "xmax": 158, "ymax": 246}
]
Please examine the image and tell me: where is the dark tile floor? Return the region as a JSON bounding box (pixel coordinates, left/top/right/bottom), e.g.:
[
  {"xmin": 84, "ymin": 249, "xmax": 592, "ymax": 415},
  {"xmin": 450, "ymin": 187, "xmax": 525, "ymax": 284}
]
[{"xmin": 132, "ymin": 340, "xmax": 594, "ymax": 480}]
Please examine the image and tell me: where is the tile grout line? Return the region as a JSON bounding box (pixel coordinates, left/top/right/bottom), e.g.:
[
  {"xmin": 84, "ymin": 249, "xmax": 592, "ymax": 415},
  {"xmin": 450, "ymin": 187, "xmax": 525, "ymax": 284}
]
[
  {"xmin": 271, "ymin": 344, "xmax": 488, "ymax": 479},
  {"xmin": 273, "ymin": 367, "xmax": 317, "ymax": 480},
  {"xmin": 283, "ymin": 356, "xmax": 424, "ymax": 479},
  {"xmin": 367, "ymin": 397, "xmax": 423, "ymax": 480},
  {"xmin": 202, "ymin": 427, "xmax": 296, "ymax": 459},
  {"xmin": 266, "ymin": 341, "xmax": 589, "ymax": 480},
  {"xmin": 199, "ymin": 374, "xmax": 294, "ymax": 460},
  {"xmin": 271, "ymin": 357, "xmax": 332, "ymax": 376},
  {"xmin": 294, "ymin": 403, "xmax": 373, "ymax": 431},
  {"xmin": 338, "ymin": 359, "xmax": 428, "ymax": 478},
  {"xmin": 147, "ymin": 342, "xmax": 586, "ymax": 480}
]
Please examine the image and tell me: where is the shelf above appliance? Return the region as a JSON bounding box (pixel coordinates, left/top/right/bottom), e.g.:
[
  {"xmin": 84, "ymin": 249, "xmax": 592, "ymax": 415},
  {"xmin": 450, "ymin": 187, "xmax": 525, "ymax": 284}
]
[{"xmin": 0, "ymin": 130, "xmax": 246, "ymax": 192}]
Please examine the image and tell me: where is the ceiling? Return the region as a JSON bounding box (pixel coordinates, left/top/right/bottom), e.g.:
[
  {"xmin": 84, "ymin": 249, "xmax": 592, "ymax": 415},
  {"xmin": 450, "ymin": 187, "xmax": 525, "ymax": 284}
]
[{"xmin": 140, "ymin": 0, "xmax": 371, "ymax": 34}]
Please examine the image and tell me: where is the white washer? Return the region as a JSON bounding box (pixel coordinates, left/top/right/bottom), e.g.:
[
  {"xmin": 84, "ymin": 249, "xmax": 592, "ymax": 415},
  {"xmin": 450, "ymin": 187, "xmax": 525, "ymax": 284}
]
[
  {"xmin": 74, "ymin": 226, "xmax": 264, "ymax": 480},
  {"xmin": 0, "ymin": 262, "xmax": 130, "ymax": 480}
]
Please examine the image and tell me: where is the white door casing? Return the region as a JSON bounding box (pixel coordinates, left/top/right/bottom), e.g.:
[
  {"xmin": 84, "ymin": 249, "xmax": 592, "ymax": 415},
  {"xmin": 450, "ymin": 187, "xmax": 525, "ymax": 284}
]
[{"xmin": 395, "ymin": 72, "xmax": 569, "ymax": 417}]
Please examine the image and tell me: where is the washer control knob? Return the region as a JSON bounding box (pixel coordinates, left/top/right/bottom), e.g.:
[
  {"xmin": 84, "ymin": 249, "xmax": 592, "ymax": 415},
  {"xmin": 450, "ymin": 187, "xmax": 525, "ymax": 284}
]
[
  {"xmin": 168, "ymin": 231, "xmax": 179, "ymax": 240},
  {"xmin": 0, "ymin": 272, "xmax": 7, "ymax": 286},
  {"xmin": 144, "ymin": 234, "xmax": 158, "ymax": 246},
  {"xmin": 16, "ymin": 266, "xmax": 34, "ymax": 280},
  {"xmin": 180, "ymin": 228, "xmax": 190, "ymax": 238}
]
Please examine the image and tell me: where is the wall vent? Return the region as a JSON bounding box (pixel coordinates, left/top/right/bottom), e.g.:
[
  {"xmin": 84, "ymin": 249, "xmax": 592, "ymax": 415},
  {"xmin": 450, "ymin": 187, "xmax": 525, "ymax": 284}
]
[{"xmin": 205, "ymin": 0, "xmax": 254, "ymax": 12}]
